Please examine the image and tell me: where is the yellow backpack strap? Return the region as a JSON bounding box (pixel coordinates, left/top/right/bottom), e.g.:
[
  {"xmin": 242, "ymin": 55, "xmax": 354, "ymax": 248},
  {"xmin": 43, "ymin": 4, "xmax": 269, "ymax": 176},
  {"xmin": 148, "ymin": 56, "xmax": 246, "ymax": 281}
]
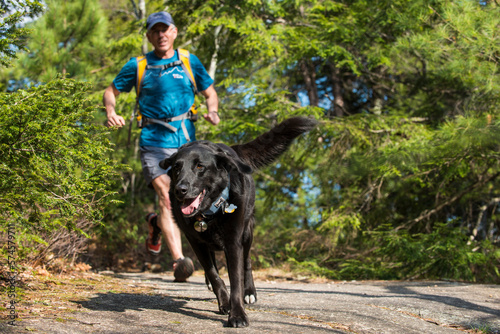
[
  {"xmin": 133, "ymin": 55, "xmax": 148, "ymax": 125},
  {"xmin": 136, "ymin": 56, "xmax": 148, "ymax": 97},
  {"xmin": 127, "ymin": 56, "xmax": 147, "ymax": 146},
  {"xmin": 178, "ymin": 48, "xmax": 198, "ymax": 94}
]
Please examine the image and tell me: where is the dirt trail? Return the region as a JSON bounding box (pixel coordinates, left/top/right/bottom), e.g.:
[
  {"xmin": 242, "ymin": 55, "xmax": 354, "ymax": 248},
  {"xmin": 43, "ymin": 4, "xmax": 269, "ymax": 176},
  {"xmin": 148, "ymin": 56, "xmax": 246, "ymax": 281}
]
[{"xmin": 2, "ymin": 271, "xmax": 499, "ymax": 333}]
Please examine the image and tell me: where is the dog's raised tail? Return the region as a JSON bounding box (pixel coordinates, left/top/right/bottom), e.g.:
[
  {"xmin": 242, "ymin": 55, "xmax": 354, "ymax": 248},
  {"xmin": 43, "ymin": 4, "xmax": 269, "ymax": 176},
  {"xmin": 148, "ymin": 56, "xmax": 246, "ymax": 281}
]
[{"xmin": 231, "ymin": 116, "xmax": 318, "ymax": 171}]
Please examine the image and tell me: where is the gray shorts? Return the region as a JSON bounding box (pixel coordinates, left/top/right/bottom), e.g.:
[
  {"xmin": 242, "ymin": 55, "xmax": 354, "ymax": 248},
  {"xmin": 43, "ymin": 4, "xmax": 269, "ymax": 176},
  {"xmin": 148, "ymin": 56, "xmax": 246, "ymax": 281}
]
[{"xmin": 140, "ymin": 146, "xmax": 178, "ymax": 187}]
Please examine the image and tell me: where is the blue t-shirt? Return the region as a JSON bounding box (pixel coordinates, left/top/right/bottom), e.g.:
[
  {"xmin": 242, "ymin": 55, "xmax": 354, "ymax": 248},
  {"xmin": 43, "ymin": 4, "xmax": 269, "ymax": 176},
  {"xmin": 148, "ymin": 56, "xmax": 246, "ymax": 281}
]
[{"xmin": 113, "ymin": 50, "xmax": 214, "ymax": 148}]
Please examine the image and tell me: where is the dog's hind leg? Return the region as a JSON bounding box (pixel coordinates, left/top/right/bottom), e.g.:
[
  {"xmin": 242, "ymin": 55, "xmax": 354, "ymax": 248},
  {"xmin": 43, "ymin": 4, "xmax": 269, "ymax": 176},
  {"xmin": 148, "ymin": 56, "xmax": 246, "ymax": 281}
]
[
  {"xmin": 205, "ymin": 274, "xmax": 211, "ymax": 291},
  {"xmin": 243, "ymin": 226, "xmax": 257, "ymax": 304},
  {"xmin": 205, "ymin": 251, "xmax": 218, "ymax": 291}
]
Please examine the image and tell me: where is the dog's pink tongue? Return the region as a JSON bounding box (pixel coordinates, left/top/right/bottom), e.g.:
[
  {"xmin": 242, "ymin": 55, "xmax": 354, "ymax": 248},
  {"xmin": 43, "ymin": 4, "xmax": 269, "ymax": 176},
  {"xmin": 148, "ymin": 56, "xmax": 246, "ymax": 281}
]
[{"xmin": 181, "ymin": 193, "xmax": 203, "ymax": 215}]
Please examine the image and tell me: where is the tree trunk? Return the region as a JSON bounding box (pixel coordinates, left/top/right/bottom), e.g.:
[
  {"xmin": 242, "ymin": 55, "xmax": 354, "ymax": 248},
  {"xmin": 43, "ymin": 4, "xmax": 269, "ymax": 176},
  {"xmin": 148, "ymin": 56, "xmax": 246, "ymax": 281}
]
[
  {"xmin": 329, "ymin": 63, "xmax": 345, "ymax": 117},
  {"xmin": 208, "ymin": 25, "xmax": 222, "ymax": 80},
  {"xmin": 300, "ymin": 59, "xmax": 319, "ymax": 107},
  {"xmin": 139, "ymin": 0, "xmax": 147, "ymax": 55}
]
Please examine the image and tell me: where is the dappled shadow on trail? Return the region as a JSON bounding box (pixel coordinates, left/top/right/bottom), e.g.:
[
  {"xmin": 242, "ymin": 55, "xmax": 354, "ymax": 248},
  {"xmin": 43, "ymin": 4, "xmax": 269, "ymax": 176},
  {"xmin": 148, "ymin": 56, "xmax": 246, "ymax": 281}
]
[
  {"xmin": 72, "ymin": 292, "xmax": 224, "ymax": 325},
  {"xmin": 383, "ymin": 284, "xmax": 500, "ymax": 331},
  {"xmin": 81, "ymin": 274, "xmax": 499, "ymax": 333},
  {"xmin": 252, "ymin": 281, "xmax": 500, "ymax": 332},
  {"xmin": 384, "ymin": 284, "xmax": 500, "ymax": 313},
  {"xmin": 70, "ymin": 291, "xmax": 344, "ymax": 331},
  {"xmin": 255, "ymin": 282, "xmax": 500, "ymax": 320}
]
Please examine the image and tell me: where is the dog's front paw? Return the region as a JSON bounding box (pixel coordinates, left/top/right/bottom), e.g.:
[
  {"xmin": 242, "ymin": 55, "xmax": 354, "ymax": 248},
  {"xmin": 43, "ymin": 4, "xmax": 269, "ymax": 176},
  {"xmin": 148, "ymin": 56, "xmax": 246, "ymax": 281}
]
[
  {"xmin": 228, "ymin": 313, "xmax": 249, "ymax": 328},
  {"xmin": 244, "ymin": 294, "xmax": 256, "ymax": 304}
]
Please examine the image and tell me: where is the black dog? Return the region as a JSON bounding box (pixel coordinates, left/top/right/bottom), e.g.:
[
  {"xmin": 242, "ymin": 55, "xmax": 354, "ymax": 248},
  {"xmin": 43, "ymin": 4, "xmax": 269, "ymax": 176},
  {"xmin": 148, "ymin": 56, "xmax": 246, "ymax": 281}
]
[{"xmin": 159, "ymin": 116, "xmax": 317, "ymax": 327}]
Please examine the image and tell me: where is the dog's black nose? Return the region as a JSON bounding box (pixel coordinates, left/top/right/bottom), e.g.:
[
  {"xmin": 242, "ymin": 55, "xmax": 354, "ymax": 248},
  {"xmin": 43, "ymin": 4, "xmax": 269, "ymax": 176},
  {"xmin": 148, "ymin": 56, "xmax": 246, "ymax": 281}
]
[{"xmin": 175, "ymin": 184, "xmax": 188, "ymax": 198}]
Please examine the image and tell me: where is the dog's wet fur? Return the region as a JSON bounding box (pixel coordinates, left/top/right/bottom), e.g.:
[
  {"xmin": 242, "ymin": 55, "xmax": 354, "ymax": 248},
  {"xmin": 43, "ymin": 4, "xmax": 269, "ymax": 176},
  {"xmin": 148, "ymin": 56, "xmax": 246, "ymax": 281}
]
[{"xmin": 159, "ymin": 116, "xmax": 317, "ymax": 327}]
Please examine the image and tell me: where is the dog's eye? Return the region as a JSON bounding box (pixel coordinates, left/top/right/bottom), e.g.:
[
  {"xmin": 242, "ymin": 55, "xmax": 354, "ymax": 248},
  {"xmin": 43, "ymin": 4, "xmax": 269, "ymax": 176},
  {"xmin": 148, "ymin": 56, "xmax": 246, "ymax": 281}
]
[
  {"xmin": 172, "ymin": 164, "xmax": 181, "ymax": 175},
  {"xmin": 196, "ymin": 163, "xmax": 205, "ymax": 171}
]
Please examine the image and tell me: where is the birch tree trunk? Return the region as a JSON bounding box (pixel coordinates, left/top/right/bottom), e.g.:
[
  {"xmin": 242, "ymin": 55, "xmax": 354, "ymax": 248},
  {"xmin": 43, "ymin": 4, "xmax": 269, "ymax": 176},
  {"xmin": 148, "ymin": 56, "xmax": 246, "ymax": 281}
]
[
  {"xmin": 139, "ymin": 0, "xmax": 147, "ymax": 55},
  {"xmin": 208, "ymin": 25, "xmax": 222, "ymax": 80}
]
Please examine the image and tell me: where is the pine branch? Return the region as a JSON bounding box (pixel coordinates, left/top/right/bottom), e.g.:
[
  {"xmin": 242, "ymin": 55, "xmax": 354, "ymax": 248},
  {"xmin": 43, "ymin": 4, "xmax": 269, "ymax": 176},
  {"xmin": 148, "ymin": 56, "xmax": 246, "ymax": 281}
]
[{"xmin": 398, "ymin": 171, "xmax": 500, "ymax": 231}]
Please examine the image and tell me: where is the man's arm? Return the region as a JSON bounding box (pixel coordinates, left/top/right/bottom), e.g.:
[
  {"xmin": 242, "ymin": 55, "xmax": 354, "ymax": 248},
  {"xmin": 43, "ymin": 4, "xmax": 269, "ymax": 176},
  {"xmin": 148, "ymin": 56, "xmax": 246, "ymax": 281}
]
[
  {"xmin": 103, "ymin": 83, "xmax": 126, "ymax": 128},
  {"xmin": 200, "ymin": 84, "xmax": 220, "ymax": 125}
]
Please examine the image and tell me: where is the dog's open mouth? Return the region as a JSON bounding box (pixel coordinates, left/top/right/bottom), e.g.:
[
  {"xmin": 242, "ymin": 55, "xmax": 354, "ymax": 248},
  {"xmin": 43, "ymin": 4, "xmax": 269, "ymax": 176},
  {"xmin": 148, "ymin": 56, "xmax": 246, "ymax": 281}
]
[{"xmin": 181, "ymin": 189, "xmax": 206, "ymax": 216}]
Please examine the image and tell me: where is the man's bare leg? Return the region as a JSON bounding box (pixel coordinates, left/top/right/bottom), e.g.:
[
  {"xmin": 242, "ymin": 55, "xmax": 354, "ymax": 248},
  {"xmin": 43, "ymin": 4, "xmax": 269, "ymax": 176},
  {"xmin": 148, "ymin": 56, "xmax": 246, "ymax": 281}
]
[{"xmin": 151, "ymin": 174, "xmax": 184, "ymax": 263}]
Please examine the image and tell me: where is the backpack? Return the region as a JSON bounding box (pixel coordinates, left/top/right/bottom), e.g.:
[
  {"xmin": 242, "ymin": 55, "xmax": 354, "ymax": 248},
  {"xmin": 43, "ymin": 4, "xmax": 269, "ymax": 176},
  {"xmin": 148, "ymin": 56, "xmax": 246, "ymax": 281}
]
[{"xmin": 131, "ymin": 48, "xmax": 199, "ymax": 141}]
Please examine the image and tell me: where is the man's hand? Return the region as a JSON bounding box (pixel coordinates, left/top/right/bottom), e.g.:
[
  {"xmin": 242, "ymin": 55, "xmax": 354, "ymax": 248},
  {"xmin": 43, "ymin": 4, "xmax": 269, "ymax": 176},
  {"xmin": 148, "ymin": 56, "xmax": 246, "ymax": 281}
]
[
  {"xmin": 203, "ymin": 111, "xmax": 220, "ymax": 125},
  {"xmin": 103, "ymin": 84, "xmax": 125, "ymax": 127},
  {"xmin": 106, "ymin": 114, "xmax": 126, "ymax": 128},
  {"xmin": 201, "ymin": 85, "xmax": 219, "ymax": 126}
]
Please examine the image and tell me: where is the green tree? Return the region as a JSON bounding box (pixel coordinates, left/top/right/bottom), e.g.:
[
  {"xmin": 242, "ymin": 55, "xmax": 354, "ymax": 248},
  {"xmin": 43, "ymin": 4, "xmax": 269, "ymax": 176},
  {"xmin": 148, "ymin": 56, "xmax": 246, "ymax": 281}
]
[
  {"xmin": 265, "ymin": 0, "xmax": 500, "ymax": 281},
  {"xmin": 0, "ymin": 1, "xmax": 120, "ymax": 264},
  {"xmin": 165, "ymin": 0, "xmax": 500, "ymax": 281},
  {"xmin": 5, "ymin": 0, "xmax": 108, "ymax": 86},
  {"xmin": 0, "ymin": 0, "xmax": 43, "ymax": 67},
  {"xmin": 0, "ymin": 78, "xmax": 120, "ymax": 261}
]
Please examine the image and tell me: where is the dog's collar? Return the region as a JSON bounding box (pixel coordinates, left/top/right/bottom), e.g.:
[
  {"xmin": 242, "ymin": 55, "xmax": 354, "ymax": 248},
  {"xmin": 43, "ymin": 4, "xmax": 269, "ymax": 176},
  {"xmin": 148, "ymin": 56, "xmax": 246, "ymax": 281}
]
[
  {"xmin": 202, "ymin": 185, "xmax": 230, "ymax": 217},
  {"xmin": 194, "ymin": 177, "xmax": 237, "ymax": 233},
  {"xmin": 202, "ymin": 177, "xmax": 238, "ymax": 217}
]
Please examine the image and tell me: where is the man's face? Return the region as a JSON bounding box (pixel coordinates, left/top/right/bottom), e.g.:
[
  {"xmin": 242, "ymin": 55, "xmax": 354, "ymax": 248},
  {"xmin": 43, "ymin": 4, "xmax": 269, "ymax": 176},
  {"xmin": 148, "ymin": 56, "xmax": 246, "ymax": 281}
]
[{"xmin": 147, "ymin": 23, "xmax": 177, "ymax": 54}]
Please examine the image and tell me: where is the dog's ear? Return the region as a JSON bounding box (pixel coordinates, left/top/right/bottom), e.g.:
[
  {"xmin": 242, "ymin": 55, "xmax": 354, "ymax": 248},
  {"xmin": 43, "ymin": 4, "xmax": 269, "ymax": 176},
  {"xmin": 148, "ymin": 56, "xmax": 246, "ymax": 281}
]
[
  {"xmin": 216, "ymin": 152, "xmax": 253, "ymax": 174},
  {"xmin": 159, "ymin": 153, "xmax": 177, "ymax": 170}
]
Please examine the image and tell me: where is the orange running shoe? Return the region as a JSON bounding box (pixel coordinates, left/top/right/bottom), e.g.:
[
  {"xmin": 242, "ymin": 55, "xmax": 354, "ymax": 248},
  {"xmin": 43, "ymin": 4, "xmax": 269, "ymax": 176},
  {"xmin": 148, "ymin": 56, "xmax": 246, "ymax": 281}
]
[{"xmin": 145, "ymin": 213, "xmax": 161, "ymax": 255}]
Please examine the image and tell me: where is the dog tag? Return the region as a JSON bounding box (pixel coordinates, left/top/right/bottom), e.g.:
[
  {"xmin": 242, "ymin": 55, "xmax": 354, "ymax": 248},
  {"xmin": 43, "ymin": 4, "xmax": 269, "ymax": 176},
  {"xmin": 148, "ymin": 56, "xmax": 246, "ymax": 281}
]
[
  {"xmin": 194, "ymin": 220, "xmax": 208, "ymax": 233},
  {"xmin": 224, "ymin": 204, "xmax": 237, "ymax": 214}
]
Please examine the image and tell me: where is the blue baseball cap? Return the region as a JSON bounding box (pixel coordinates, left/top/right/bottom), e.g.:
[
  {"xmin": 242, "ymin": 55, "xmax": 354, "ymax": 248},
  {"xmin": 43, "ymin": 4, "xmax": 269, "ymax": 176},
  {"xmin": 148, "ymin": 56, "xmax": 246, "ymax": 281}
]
[{"xmin": 146, "ymin": 12, "xmax": 175, "ymax": 31}]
